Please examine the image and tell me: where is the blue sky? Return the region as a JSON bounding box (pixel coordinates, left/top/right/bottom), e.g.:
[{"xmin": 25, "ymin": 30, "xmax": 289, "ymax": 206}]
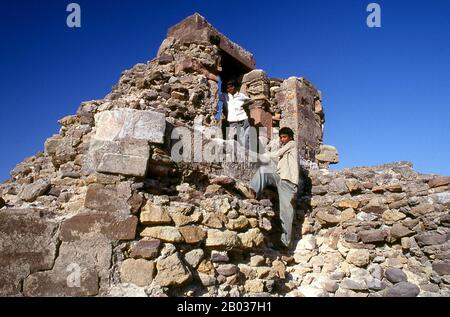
[{"xmin": 1, "ymin": 0, "xmax": 449, "ymax": 182}]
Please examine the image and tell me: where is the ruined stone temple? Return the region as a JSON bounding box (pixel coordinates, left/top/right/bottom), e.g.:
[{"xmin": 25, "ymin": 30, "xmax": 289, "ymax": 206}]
[{"xmin": 1, "ymin": 14, "xmax": 449, "ymax": 297}]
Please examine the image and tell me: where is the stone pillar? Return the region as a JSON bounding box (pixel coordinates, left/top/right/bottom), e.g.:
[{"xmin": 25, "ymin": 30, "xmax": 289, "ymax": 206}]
[
  {"xmin": 276, "ymin": 77, "xmax": 324, "ymax": 164},
  {"xmin": 241, "ymin": 70, "xmax": 273, "ymax": 139}
]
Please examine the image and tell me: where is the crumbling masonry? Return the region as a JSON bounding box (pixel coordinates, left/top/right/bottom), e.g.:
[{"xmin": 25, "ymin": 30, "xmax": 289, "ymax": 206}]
[{"xmin": 0, "ymin": 14, "xmax": 449, "ymax": 297}]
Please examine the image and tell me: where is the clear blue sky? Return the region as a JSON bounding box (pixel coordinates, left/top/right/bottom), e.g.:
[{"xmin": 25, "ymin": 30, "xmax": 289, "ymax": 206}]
[{"xmin": 1, "ymin": 0, "xmax": 449, "ymax": 182}]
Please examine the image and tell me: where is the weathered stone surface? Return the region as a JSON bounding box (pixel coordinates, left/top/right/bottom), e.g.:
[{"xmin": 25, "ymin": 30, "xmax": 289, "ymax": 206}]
[
  {"xmin": 362, "ymin": 197, "xmax": 387, "ymax": 214},
  {"xmin": 340, "ymin": 208, "xmax": 356, "ymax": 223},
  {"xmin": 316, "ymin": 145, "xmax": 339, "ymax": 164},
  {"xmin": 244, "ymin": 279, "xmax": 265, "ymax": 293},
  {"xmin": 167, "ymin": 13, "xmax": 255, "ymax": 71},
  {"xmin": 205, "ymin": 229, "xmax": 239, "ymax": 248},
  {"xmin": 432, "ymin": 262, "xmax": 450, "ymax": 276},
  {"xmin": 154, "ymin": 253, "xmax": 192, "ymax": 287},
  {"xmin": 84, "ymin": 184, "xmax": 129, "ymax": 212},
  {"xmin": 409, "ymin": 204, "xmax": 434, "ymax": 217},
  {"xmin": 184, "ymin": 249, "xmax": 204, "ymax": 268},
  {"xmin": 386, "ymin": 184, "xmax": 403, "ymax": 193},
  {"xmin": 24, "ymin": 268, "xmax": 99, "ymax": 297},
  {"xmin": 0, "ymin": 209, "xmax": 58, "ymax": 296},
  {"xmin": 316, "ymin": 210, "xmax": 340, "ymax": 226},
  {"xmin": 298, "ymin": 285, "xmax": 329, "ymax": 297},
  {"xmin": 130, "ymin": 239, "xmax": 161, "ymax": 260},
  {"xmin": 178, "ymin": 226, "xmax": 207, "ymax": 244},
  {"xmin": 358, "ymin": 230, "xmax": 387, "ymax": 244},
  {"xmin": 211, "ymin": 250, "xmax": 229, "ymax": 263},
  {"xmin": 415, "ymin": 232, "xmax": 448, "ymax": 247},
  {"xmin": 120, "ymin": 259, "xmax": 155, "ymax": 287},
  {"xmin": 60, "ymin": 212, "xmax": 138, "ymax": 241},
  {"xmin": 198, "ymin": 272, "xmax": 216, "ymax": 287},
  {"xmin": 382, "ymin": 210, "xmax": 407, "ymax": 222},
  {"xmin": 0, "ymin": 196, "xmax": 5, "ymax": 208},
  {"xmin": 226, "ymin": 215, "xmax": 249, "ymax": 231},
  {"xmin": 23, "ymin": 238, "xmax": 112, "ymax": 297},
  {"xmin": 210, "ymin": 175, "xmax": 236, "ymax": 187},
  {"xmin": 94, "ymin": 109, "xmax": 166, "ymax": 144},
  {"xmin": 107, "ymin": 284, "xmax": 147, "ymax": 297},
  {"xmin": 384, "ymin": 282, "xmax": 420, "ymax": 297},
  {"xmin": 216, "ymin": 264, "xmax": 238, "ymax": 277},
  {"xmin": 238, "ymin": 228, "xmax": 265, "ymax": 249},
  {"xmin": 84, "ymin": 139, "xmax": 150, "ymax": 176},
  {"xmin": 428, "ymin": 177, "xmax": 450, "ymax": 188},
  {"xmin": 346, "ymin": 249, "xmax": 370, "ymax": 267},
  {"xmin": 140, "ymin": 203, "xmax": 172, "ymax": 225},
  {"xmin": 340, "ymin": 278, "xmax": 368, "ymax": 291},
  {"xmin": 432, "ymin": 192, "xmax": 450, "ymax": 207},
  {"xmin": 97, "ymin": 152, "xmax": 149, "ymax": 177},
  {"xmin": 202, "ymin": 213, "xmax": 225, "ymax": 229},
  {"xmin": 385, "ymin": 268, "xmax": 408, "ymax": 284},
  {"xmin": 335, "ymin": 199, "xmax": 360, "ymax": 210},
  {"xmin": 345, "ymin": 179, "xmax": 363, "ymax": 194},
  {"xmin": 390, "ymin": 224, "xmax": 415, "ymax": 241},
  {"xmin": 140, "ymin": 227, "xmax": 184, "ymax": 243},
  {"xmin": 19, "ymin": 179, "xmax": 50, "ymax": 202},
  {"xmin": 296, "ymin": 235, "xmax": 317, "ymax": 251},
  {"xmin": 250, "ymin": 255, "xmax": 265, "ymax": 267}
]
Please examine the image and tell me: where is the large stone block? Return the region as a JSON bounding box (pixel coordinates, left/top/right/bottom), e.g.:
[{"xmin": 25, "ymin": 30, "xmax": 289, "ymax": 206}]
[
  {"xmin": 83, "ymin": 138, "xmax": 151, "ymax": 177},
  {"xmin": 97, "ymin": 153, "xmax": 149, "ymax": 177},
  {"xmin": 317, "ymin": 145, "xmax": 339, "ymax": 164},
  {"xmin": 19, "ymin": 179, "xmax": 51, "ymax": 202},
  {"xmin": 120, "ymin": 259, "xmax": 155, "ymax": 287},
  {"xmin": 0, "ymin": 209, "xmax": 59, "ymax": 296},
  {"xmin": 140, "ymin": 226, "xmax": 184, "ymax": 243},
  {"xmin": 277, "ymin": 77, "xmax": 323, "ymax": 163},
  {"xmin": 23, "ymin": 239, "xmax": 112, "ymax": 297},
  {"xmin": 84, "ymin": 184, "xmax": 129, "ymax": 212},
  {"xmin": 94, "ymin": 109, "xmax": 166, "ymax": 144},
  {"xmin": 60, "ymin": 212, "xmax": 138, "ymax": 241},
  {"xmin": 205, "ymin": 229, "xmax": 239, "ymax": 248},
  {"xmin": 154, "ymin": 253, "xmax": 192, "ymax": 287}
]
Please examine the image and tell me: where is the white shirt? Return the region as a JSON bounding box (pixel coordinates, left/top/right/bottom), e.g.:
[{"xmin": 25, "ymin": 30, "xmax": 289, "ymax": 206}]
[{"xmin": 221, "ymin": 92, "xmax": 250, "ymax": 122}]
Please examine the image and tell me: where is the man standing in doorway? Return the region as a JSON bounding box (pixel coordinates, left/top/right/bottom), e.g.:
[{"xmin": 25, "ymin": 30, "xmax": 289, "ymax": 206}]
[
  {"xmin": 247, "ymin": 127, "xmax": 299, "ymax": 250},
  {"xmin": 221, "ymin": 80, "xmax": 251, "ymax": 155}
]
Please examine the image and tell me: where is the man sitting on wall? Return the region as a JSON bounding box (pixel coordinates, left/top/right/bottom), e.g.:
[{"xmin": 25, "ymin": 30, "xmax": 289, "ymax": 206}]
[{"xmin": 241, "ymin": 127, "xmax": 299, "ymax": 250}]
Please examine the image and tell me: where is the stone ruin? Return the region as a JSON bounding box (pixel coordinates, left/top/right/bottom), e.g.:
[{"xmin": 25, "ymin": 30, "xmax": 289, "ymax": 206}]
[{"xmin": 0, "ymin": 13, "xmax": 449, "ymax": 297}]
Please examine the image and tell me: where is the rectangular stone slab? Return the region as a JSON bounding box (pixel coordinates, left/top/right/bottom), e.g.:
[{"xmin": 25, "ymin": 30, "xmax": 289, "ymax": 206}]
[{"xmin": 94, "ymin": 108, "xmax": 166, "ymax": 144}]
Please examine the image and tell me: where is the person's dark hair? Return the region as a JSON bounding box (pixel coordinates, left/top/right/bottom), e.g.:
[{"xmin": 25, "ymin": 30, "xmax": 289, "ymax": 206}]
[
  {"xmin": 279, "ymin": 127, "xmax": 295, "ymax": 140},
  {"xmin": 226, "ymin": 80, "xmax": 237, "ymax": 87}
]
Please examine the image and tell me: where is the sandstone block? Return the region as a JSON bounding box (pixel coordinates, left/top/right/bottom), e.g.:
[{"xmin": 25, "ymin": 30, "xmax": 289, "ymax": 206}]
[
  {"xmin": 19, "ymin": 179, "xmax": 50, "ymax": 202},
  {"xmin": 178, "ymin": 226, "xmax": 207, "ymax": 244},
  {"xmin": 428, "ymin": 177, "xmax": 450, "ymax": 188},
  {"xmin": 0, "ymin": 209, "xmax": 58, "ymax": 296},
  {"xmin": 130, "ymin": 239, "xmax": 161, "ymax": 260},
  {"xmin": 140, "ymin": 227, "xmax": 184, "ymax": 243},
  {"xmin": 154, "ymin": 253, "xmax": 192, "ymax": 287},
  {"xmin": 184, "ymin": 249, "xmax": 204, "ymax": 268},
  {"xmin": 94, "ymin": 109, "xmax": 166, "ymax": 144},
  {"xmin": 346, "ymin": 249, "xmax": 370, "ymax": 267},
  {"xmin": 140, "ymin": 203, "xmax": 172, "ymax": 225},
  {"xmin": 60, "ymin": 212, "xmax": 138, "ymax": 241},
  {"xmin": 120, "ymin": 259, "xmax": 155, "ymax": 287},
  {"xmin": 206, "ymin": 229, "xmax": 239, "ymax": 248}
]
